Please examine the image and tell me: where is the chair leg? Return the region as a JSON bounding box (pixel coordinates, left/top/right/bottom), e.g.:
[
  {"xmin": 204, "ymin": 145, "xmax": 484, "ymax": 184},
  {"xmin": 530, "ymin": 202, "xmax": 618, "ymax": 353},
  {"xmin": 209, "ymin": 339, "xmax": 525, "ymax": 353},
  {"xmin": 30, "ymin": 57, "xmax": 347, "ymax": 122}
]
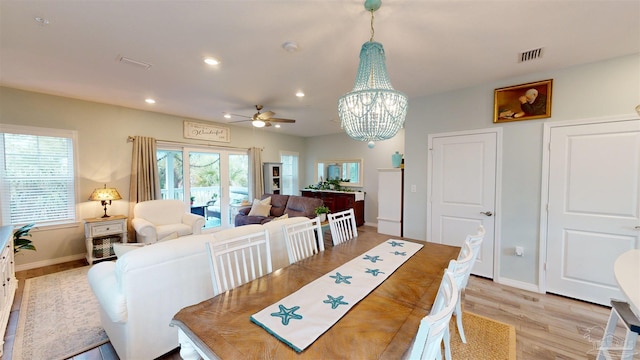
[
  {"xmin": 455, "ymin": 292, "xmax": 467, "ymax": 343},
  {"xmin": 444, "ymin": 325, "xmax": 452, "ymax": 360}
]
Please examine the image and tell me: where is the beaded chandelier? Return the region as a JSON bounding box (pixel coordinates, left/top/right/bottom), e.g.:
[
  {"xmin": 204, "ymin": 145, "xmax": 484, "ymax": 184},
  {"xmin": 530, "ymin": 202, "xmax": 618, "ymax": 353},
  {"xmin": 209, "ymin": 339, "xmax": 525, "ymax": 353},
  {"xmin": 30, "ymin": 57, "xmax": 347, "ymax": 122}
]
[{"xmin": 337, "ymin": 0, "xmax": 408, "ymax": 148}]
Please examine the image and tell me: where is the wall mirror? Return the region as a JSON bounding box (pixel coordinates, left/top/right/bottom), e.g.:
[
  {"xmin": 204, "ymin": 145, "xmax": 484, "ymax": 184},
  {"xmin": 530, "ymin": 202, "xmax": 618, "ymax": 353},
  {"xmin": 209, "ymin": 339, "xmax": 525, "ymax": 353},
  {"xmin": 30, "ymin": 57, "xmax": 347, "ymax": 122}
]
[{"xmin": 315, "ymin": 159, "xmax": 364, "ymax": 187}]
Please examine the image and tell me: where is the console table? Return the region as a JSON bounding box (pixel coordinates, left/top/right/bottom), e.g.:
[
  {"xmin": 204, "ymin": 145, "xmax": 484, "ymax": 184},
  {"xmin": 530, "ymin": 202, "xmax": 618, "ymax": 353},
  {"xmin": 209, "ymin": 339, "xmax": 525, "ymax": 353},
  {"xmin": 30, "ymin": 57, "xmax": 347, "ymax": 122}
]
[{"xmin": 300, "ymin": 190, "xmax": 365, "ymax": 226}]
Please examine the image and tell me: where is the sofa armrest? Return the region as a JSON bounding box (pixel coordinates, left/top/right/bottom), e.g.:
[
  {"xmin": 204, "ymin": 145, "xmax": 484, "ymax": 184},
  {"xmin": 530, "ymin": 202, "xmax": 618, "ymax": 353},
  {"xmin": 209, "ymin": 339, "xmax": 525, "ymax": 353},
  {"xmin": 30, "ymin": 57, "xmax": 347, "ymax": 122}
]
[
  {"xmin": 87, "ymin": 262, "xmax": 128, "ymax": 324},
  {"xmin": 238, "ymin": 207, "xmax": 251, "ymax": 216},
  {"xmin": 182, "ymin": 213, "xmax": 205, "ymax": 234},
  {"xmin": 132, "ymin": 218, "xmax": 158, "ymax": 244}
]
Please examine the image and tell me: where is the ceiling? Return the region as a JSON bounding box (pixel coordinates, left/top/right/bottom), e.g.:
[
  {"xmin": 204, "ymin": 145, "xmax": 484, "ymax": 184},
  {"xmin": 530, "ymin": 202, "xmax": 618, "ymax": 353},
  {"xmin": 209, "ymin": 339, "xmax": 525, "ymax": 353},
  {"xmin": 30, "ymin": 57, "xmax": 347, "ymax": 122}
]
[{"xmin": 1, "ymin": 0, "xmax": 639, "ymax": 138}]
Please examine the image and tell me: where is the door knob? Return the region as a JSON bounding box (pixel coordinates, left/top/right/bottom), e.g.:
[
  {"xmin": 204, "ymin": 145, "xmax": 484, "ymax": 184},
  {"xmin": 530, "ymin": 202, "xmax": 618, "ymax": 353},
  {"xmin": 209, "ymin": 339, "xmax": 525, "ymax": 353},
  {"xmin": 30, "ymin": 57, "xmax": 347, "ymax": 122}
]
[{"xmin": 480, "ymin": 211, "xmax": 493, "ymax": 217}]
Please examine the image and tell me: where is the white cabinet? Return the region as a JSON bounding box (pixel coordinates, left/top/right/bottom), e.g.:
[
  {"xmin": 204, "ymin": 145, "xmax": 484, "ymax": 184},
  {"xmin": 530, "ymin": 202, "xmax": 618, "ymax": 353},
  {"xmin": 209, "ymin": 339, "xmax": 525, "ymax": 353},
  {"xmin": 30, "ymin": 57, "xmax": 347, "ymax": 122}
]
[
  {"xmin": 377, "ymin": 168, "xmax": 403, "ymax": 237},
  {"xmin": 84, "ymin": 215, "xmax": 128, "ymax": 264},
  {"xmin": 263, "ymin": 162, "xmax": 283, "ymax": 195},
  {"xmin": 0, "ymin": 226, "xmax": 17, "ymax": 357}
]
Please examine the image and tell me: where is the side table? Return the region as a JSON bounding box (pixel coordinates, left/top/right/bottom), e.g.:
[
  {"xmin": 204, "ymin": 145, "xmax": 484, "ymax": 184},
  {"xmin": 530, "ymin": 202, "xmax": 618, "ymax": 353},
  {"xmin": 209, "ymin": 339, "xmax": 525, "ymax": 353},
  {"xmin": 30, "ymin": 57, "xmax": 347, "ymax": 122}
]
[{"xmin": 84, "ymin": 215, "xmax": 128, "ymax": 264}]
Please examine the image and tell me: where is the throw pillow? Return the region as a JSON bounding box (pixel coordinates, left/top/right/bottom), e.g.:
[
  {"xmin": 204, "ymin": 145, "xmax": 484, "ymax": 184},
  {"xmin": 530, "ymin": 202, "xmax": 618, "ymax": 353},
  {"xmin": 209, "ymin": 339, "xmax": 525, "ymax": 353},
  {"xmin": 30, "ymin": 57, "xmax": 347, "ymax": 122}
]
[
  {"xmin": 113, "ymin": 243, "xmax": 146, "ymax": 258},
  {"xmin": 272, "ymin": 213, "xmax": 289, "ymax": 221},
  {"xmin": 248, "ymin": 200, "xmax": 272, "ymax": 217},
  {"xmin": 258, "ymin": 196, "xmax": 271, "ymax": 206}
]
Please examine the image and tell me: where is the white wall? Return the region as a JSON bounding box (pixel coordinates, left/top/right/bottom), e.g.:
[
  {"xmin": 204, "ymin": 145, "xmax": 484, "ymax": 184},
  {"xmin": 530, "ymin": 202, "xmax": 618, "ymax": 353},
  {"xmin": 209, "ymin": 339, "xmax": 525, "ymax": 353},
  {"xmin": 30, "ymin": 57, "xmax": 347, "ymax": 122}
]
[
  {"xmin": 305, "ymin": 130, "xmax": 405, "ymax": 225},
  {"xmin": 404, "ymin": 53, "xmax": 640, "ymax": 286},
  {"xmin": 0, "ymin": 87, "xmax": 307, "ymax": 269}
]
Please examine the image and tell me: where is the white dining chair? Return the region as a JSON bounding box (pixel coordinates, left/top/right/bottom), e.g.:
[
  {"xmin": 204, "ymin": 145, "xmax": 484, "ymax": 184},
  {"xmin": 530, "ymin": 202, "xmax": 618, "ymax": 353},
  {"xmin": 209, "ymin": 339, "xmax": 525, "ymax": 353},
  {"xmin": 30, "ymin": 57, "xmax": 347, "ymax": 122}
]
[
  {"xmin": 451, "ymin": 225, "xmax": 485, "ymax": 349},
  {"xmin": 205, "ymin": 229, "xmax": 272, "ymax": 296},
  {"xmin": 405, "ymin": 270, "xmax": 458, "ymax": 360},
  {"xmin": 443, "ymin": 243, "xmax": 476, "ymax": 360},
  {"xmin": 327, "ymin": 208, "xmax": 358, "ymax": 245},
  {"xmin": 282, "ymin": 216, "xmax": 325, "ymax": 264}
]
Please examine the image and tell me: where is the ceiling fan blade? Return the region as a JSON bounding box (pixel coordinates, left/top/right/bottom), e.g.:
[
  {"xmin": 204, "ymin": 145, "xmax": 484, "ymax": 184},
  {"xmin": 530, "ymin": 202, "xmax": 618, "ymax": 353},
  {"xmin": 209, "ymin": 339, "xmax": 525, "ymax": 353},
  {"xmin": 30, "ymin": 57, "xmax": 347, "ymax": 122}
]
[
  {"xmin": 268, "ymin": 118, "xmax": 296, "ymax": 123},
  {"xmin": 264, "ymin": 121, "xmax": 272, "ymax": 127},
  {"xmin": 229, "ymin": 113, "xmax": 252, "ymax": 119},
  {"xmin": 229, "ymin": 119, "xmax": 252, "ymax": 124},
  {"xmin": 256, "ymin": 111, "xmax": 275, "ymax": 120}
]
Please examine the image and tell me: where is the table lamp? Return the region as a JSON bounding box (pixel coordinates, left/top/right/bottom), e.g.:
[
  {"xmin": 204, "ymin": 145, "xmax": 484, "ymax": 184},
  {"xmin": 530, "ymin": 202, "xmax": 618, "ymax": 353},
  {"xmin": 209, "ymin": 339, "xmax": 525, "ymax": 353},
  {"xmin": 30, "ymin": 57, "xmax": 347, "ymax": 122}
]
[{"xmin": 89, "ymin": 184, "xmax": 122, "ymax": 218}]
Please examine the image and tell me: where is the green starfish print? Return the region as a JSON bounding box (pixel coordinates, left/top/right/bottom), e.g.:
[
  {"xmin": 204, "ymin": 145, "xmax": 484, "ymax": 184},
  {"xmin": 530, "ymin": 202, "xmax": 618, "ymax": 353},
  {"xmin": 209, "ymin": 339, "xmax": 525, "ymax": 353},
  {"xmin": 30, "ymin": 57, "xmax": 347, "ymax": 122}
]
[
  {"xmin": 388, "ymin": 241, "xmax": 404, "ymax": 247},
  {"xmin": 363, "ymin": 255, "xmax": 383, "ymax": 263},
  {"xmin": 329, "ymin": 272, "xmax": 352, "ymax": 284},
  {"xmin": 323, "ymin": 295, "xmax": 349, "ymax": 309},
  {"xmin": 270, "ymin": 304, "xmax": 303, "ymax": 325},
  {"xmin": 365, "ymin": 268, "xmax": 385, "ymax": 276}
]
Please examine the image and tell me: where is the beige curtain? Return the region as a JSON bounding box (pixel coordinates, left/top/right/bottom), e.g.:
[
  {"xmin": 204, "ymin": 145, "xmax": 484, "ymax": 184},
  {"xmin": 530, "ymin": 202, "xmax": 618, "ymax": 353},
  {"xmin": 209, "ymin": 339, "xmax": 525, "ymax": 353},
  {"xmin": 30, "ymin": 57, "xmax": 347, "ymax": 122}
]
[
  {"xmin": 128, "ymin": 136, "xmax": 160, "ymax": 241},
  {"xmin": 250, "ymin": 147, "xmax": 263, "ymax": 200}
]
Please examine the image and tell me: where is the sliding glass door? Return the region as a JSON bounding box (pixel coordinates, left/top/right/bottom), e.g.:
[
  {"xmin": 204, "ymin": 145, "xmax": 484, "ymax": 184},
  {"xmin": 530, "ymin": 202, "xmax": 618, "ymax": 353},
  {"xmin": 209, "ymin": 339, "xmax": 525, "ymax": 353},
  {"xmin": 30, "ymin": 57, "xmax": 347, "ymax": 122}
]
[{"xmin": 157, "ymin": 146, "xmax": 249, "ymax": 231}]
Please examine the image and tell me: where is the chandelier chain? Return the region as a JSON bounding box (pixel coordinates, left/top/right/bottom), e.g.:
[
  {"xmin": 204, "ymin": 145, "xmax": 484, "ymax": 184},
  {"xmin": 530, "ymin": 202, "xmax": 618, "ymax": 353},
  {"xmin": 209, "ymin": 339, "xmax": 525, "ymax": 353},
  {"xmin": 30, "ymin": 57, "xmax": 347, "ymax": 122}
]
[{"xmin": 370, "ymin": 10, "xmax": 375, "ymax": 42}]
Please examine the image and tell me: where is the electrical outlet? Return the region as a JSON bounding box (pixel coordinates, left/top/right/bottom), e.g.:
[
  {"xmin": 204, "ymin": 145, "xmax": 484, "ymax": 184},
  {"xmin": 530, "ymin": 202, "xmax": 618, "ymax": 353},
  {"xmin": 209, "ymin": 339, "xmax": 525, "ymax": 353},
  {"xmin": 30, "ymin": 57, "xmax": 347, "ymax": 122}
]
[
  {"xmin": 515, "ymin": 246, "xmax": 524, "ymax": 257},
  {"xmin": 410, "ymin": 184, "xmax": 417, "ymax": 193}
]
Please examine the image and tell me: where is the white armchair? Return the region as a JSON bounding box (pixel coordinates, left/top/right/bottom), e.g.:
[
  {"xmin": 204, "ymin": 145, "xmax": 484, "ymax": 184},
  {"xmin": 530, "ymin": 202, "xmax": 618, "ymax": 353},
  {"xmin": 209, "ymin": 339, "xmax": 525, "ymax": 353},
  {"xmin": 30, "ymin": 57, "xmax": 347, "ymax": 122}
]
[{"xmin": 132, "ymin": 199, "xmax": 205, "ymax": 244}]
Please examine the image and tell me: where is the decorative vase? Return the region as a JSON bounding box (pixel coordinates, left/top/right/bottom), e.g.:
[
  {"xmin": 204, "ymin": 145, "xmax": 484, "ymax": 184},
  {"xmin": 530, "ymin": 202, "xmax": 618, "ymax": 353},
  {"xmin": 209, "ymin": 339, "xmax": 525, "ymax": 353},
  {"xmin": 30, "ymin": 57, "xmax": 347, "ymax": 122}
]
[
  {"xmin": 319, "ymin": 213, "xmax": 327, "ymax": 222},
  {"xmin": 392, "ymin": 151, "xmax": 403, "ymax": 168}
]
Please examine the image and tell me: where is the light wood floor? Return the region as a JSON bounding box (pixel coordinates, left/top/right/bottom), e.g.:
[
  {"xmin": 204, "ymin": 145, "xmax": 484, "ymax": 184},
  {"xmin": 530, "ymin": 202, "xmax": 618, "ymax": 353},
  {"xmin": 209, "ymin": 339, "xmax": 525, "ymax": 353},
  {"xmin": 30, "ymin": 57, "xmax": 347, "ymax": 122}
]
[{"xmin": 3, "ymin": 227, "xmax": 639, "ymax": 359}]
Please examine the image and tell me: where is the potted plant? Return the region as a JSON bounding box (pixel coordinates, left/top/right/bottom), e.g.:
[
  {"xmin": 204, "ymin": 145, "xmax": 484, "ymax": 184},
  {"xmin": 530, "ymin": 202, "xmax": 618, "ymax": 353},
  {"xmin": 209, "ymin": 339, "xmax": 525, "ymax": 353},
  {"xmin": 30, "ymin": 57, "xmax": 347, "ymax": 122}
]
[
  {"xmin": 13, "ymin": 223, "xmax": 36, "ymax": 254},
  {"xmin": 190, "ymin": 196, "xmax": 195, "ymax": 205},
  {"xmin": 314, "ymin": 205, "xmax": 330, "ymax": 222}
]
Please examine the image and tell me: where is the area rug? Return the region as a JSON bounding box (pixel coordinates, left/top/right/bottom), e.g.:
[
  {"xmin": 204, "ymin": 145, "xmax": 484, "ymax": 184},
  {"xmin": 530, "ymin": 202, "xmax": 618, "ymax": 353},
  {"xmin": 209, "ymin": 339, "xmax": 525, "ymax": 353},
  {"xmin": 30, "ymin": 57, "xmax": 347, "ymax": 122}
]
[
  {"xmin": 450, "ymin": 311, "xmax": 517, "ymax": 360},
  {"xmin": 12, "ymin": 266, "xmax": 108, "ymax": 360}
]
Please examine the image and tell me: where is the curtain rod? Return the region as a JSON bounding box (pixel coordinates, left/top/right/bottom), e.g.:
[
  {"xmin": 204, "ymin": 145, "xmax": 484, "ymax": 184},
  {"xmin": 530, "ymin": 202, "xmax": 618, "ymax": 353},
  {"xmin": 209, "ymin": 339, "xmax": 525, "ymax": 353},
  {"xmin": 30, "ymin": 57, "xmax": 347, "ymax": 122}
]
[{"xmin": 127, "ymin": 136, "xmax": 254, "ymax": 151}]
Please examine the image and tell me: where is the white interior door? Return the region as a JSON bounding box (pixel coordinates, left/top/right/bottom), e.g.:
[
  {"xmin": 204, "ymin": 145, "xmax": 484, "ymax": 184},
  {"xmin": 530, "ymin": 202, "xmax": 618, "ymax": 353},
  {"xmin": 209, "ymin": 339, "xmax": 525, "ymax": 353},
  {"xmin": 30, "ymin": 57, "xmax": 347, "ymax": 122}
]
[
  {"xmin": 428, "ymin": 131, "xmax": 498, "ymax": 279},
  {"xmin": 545, "ymin": 120, "xmax": 640, "ymax": 305}
]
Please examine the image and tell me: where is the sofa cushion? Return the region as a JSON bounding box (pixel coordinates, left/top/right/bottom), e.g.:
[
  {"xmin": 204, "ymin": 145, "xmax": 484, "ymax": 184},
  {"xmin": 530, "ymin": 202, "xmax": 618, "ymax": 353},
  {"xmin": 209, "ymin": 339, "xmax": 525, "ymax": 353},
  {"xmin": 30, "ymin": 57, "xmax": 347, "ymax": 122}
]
[
  {"xmin": 284, "ymin": 196, "xmax": 323, "ymax": 218},
  {"xmin": 266, "ymin": 194, "xmax": 289, "ymax": 217}
]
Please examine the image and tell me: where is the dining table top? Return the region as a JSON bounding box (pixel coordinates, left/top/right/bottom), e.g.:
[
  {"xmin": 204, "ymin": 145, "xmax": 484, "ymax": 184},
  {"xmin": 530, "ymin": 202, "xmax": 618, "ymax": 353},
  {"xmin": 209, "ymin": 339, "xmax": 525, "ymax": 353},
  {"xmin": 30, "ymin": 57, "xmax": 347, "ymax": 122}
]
[{"xmin": 170, "ymin": 228, "xmax": 460, "ymax": 359}]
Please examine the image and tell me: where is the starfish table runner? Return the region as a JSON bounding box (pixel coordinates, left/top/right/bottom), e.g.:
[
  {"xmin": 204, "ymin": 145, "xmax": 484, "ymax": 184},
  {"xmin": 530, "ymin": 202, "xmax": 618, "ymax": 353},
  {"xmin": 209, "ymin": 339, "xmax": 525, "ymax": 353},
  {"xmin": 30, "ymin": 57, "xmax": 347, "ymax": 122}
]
[{"xmin": 250, "ymin": 239, "xmax": 423, "ymax": 353}]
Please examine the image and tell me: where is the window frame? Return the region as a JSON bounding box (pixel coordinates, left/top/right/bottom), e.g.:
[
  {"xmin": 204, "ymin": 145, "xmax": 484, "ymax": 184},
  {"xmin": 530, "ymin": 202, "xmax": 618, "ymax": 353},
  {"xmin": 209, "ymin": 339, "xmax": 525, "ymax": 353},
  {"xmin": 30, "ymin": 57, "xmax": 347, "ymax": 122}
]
[{"xmin": 0, "ymin": 124, "xmax": 80, "ymax": 227}]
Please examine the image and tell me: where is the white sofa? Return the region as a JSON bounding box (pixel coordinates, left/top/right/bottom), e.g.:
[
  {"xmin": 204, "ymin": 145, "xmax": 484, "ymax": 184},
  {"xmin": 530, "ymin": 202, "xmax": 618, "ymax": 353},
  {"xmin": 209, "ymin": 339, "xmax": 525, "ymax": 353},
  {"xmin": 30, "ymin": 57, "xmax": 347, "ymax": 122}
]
[
  {"xmin": 132, "ymin": 199, "xmax": 205, "ymax": 244},
  {"xmin": 87, "ymin": 216, "xmax": 307, "ymax": 360}
]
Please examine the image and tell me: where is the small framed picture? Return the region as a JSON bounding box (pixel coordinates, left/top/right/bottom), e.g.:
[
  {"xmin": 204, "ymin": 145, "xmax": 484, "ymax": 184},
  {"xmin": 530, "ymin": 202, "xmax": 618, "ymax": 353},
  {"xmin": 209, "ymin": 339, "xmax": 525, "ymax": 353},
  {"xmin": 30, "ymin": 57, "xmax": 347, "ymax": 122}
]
[{"xmin": 494, "ymin": 79, "xmax": 553, "ymax": 123}]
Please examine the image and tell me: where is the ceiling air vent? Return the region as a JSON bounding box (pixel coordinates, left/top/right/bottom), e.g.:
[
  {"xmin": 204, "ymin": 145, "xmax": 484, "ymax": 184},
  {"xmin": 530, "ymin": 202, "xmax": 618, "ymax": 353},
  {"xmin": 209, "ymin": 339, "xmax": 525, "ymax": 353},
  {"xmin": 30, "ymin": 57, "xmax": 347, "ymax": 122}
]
[
  {"xmin": 519, "ymin": 47, "xmax": 544, "ymax": 63},
  {"xmin": 117, "ymin": 56, "xmax": 153, "ymax": 70}
]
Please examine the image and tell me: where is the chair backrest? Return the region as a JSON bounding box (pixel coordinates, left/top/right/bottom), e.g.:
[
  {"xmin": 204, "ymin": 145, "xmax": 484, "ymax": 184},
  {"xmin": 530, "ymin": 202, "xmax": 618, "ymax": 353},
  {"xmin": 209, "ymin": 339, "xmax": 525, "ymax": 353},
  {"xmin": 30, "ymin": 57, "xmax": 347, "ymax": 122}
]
[
  {"xmin": 206, "ymin": 229, "xmax": 272, "ymax": 296},
  {"xmin": 283, "ymin": 217, "xmax": 325, "ymax": 264},
  {"xmin": 457, "ymin": 225, "xmax": 485, "ymax": 288},
  {"xmin": 328, "ymin": 208, "xmax": 358, "ymax": 245},
  {"xmin": 447, "ymin": 243, "xmax": 476, "ymax": 294},
  {"xmin": 133, "ymin": 199, "xmax": 187, "ymax": 225},
  {"xmin": 406, "ymin": 271, "xmax": 458, "ymax": 360}
]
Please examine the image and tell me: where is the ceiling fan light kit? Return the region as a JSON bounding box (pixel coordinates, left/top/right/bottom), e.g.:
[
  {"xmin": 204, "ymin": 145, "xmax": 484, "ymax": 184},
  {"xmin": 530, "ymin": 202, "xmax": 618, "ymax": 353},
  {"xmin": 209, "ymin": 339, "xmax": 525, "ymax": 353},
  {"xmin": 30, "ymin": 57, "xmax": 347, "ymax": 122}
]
[
  {"xmin": 229, "ymin": 105, "xmax": 297, "ymax": 128},
  {"xmin": 337, "ymin": 0, "xmax": 408, "ymax": 148}
]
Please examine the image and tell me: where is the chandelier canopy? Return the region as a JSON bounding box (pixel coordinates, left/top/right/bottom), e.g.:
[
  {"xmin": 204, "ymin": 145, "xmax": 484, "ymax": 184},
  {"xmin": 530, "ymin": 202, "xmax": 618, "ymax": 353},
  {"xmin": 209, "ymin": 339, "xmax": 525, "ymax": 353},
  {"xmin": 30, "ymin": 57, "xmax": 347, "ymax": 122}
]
[{"xmin": 338, "ymin": 0, "xmax": 408, "ymax": 147}]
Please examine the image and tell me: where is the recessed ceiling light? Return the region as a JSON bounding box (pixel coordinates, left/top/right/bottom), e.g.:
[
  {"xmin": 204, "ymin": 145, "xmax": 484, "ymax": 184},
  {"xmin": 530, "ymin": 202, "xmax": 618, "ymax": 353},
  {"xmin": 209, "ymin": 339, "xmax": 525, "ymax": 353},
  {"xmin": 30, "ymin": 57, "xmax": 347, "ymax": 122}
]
[
  {"xmin": 204, "ymin": 57, "xmax": 220, "ymax": 66},
  {"xmin": 224, "ymin": 113, "xmax": 231, "ymax": 119},
  {"xmin": 275, "ymin": 124, "xmax": 281, "ymax": 128},
  {"xmin": 282, "ymin": 41, "xmax": 299, "ymax": 52},
  {"xmin": 145, "ymin": 98, "xmax": 156, "ymax": 104},
  {"xmin": 296, "ymin": 91, "xmax": 305, "ymax": 98},
  {"xmin": 34, "ymin": 17, "xmax": 50, "ymax": 25}
]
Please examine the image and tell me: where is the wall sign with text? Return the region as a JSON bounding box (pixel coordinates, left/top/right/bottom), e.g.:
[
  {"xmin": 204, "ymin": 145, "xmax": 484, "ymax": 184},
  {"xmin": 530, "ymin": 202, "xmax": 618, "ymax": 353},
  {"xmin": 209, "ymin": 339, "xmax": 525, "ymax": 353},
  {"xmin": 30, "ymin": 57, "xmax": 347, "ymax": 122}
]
[{"xmin": 183, "ymin": 121, "xmax": 230, "ymax": 142}]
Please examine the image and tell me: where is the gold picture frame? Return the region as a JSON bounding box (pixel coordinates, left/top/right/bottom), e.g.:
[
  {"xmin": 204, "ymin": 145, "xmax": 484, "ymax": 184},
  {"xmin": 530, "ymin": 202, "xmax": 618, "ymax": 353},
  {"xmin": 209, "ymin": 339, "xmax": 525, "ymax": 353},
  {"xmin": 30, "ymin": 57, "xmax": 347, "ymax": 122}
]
[{"xmin": 494, "ymin": 79, "xmax": 553, "ymax": 123}]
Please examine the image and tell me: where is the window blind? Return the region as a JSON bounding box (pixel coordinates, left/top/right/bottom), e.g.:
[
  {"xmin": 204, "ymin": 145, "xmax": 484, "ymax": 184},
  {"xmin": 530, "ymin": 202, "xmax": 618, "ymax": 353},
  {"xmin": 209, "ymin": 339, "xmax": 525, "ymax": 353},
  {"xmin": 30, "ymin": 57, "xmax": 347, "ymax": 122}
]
[{"xmin": 1, "ymin": 127, "xmax": 77, "ymax": 226}]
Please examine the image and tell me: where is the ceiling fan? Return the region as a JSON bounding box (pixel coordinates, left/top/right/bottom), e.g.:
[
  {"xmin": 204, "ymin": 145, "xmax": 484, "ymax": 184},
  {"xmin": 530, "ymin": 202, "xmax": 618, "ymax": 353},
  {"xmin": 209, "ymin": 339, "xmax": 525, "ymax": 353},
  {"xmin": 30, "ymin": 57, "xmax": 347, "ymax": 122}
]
[{"xmin": 229, "ymin": 105, "xmax": 296, "ymax": 128}]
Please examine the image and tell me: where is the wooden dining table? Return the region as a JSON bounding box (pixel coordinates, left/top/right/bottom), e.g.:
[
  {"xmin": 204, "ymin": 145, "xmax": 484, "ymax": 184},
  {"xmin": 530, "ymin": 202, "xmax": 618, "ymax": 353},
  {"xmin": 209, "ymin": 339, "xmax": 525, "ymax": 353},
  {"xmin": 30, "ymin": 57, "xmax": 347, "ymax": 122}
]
[{"xmin": 170, "ymin": 229, "xmax": 459, "ymax": 359}]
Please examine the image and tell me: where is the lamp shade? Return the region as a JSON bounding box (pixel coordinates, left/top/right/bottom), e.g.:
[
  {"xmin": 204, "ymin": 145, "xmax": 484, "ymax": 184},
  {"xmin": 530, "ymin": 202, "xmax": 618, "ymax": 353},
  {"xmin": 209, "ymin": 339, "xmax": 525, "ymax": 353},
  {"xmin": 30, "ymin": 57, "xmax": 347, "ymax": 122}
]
[
  {"xmin": 88, "ymin": 186, "xmax": 122, "ymax": 202},
  {"xmin": 338, "ymin": 41, "xmax": 408, "ymax": 143}
]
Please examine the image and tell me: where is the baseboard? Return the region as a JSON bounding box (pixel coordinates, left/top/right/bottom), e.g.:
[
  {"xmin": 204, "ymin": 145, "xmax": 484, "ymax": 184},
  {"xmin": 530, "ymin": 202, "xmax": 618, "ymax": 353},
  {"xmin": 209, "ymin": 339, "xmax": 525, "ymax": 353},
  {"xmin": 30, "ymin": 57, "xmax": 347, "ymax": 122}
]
[
  {"xmin": 364, "ymin": 221, "xmax": 377, "ymax": 227},
  {"xmin": 15, "ymin": 253, "xmax": 86, "ymax": 272},
  {"xmin": 497, "ymin": 276, "xmax": 542, "ymax": 293}
]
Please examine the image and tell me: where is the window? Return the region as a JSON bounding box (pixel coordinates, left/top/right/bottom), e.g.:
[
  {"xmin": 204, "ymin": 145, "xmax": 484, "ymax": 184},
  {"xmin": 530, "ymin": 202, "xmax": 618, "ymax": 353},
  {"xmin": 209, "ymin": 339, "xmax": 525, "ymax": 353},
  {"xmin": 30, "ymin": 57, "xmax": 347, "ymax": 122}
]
[
  {"xmin": 0, "ymin": 125, "xmax": 78, "ymax": 226},
  {"xmin": 157, "ymin": 145, "xmax": 249, "ymax": 230},
  {"xmin": 280, "ymin": 151, "xmax": 299, "ymax": 195}
]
